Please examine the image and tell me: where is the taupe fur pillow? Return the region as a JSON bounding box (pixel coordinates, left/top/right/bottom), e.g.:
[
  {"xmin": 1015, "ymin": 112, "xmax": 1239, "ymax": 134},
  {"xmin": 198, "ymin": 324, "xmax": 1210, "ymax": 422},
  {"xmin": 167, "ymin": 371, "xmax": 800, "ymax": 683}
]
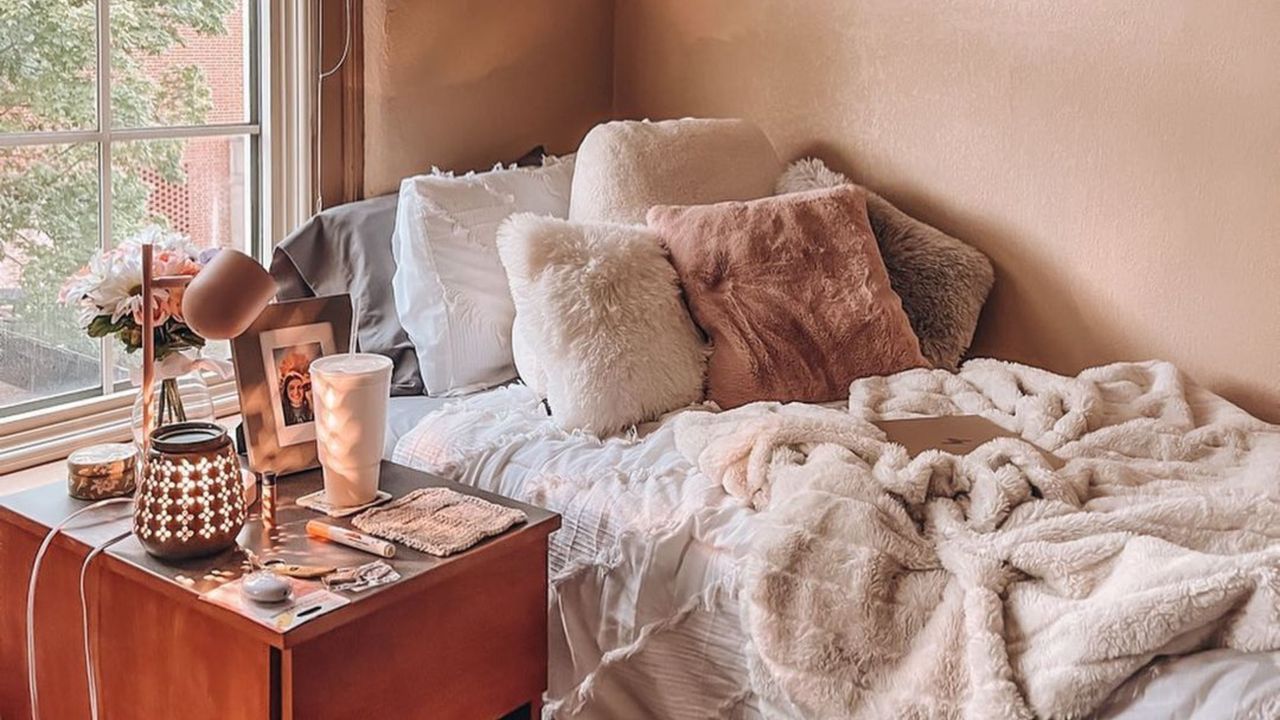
[
  {"xmin": 776, "ymin": 159, "xmax": 994, "ymax": 370},
  {"xmin": 649, "ymin": 186, "xmax": 927, "ymax": 410}
]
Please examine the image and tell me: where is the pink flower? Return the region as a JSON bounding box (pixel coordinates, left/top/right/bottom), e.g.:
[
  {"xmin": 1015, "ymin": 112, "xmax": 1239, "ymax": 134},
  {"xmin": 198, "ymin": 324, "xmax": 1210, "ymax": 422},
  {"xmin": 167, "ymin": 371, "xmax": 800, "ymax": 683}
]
[
  {"xmin": 61, "ymin": 226, "xmax": 209, "ymax": 359},
  {"xmin": 129, "ymin": 291, "xmax": 171, "ymax": 327},
  {"xmin": 164, "ymin": 286, "xmax": 187, "ymax": 322}
]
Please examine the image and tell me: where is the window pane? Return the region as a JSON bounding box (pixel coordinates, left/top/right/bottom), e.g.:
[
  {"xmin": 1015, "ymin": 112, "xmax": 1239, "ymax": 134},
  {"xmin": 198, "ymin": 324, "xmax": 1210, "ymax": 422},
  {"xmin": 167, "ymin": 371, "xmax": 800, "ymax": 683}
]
[
  {"xmin": 111, "ymin": 135, "xmax": 251, "ymax": 252},
  {"xmin": 0, "ymin": 143, "xmax": 102, "ymax": 413},
  {"xmin": 0, "ymin": 1, "xmax": 98, "ymax": 132},
  {"xmin": 111, "ymin": 0, "xmax": 251, "ymax": 128},
  {"xmin": 111, "ymin": 134, "xmax": 251, "ymax": 371}
]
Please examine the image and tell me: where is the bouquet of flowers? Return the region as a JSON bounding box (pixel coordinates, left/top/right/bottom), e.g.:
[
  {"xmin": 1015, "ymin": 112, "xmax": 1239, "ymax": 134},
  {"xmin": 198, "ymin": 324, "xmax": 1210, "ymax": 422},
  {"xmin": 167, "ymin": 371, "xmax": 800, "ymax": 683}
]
[
  {"xmin": 60, "ymin": 227, "xmax": 226, "ymax": 438},
  {"xmin": 59, "ymin": 226, "xmax": 211, "ymax": 361}
]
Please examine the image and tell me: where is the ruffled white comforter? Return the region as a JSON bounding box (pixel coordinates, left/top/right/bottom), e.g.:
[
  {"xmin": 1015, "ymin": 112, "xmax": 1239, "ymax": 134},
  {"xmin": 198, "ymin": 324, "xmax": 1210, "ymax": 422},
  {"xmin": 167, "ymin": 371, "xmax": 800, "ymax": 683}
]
[{"xmin": 393, "ymin": 360, "xmax": 1280, "ymax": 719}]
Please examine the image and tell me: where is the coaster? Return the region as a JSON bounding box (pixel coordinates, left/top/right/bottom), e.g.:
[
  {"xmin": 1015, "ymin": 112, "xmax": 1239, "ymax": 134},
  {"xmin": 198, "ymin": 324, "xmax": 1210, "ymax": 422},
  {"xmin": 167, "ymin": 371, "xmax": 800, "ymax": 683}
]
[{"xmin": 296, "ymin": 489, "xmax": 392, "ymax": 518}]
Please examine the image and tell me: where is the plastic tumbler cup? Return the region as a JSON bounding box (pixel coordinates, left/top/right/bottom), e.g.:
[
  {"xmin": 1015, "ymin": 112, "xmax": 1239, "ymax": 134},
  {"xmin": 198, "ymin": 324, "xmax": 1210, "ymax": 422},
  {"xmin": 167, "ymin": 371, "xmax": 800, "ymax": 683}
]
[{"xmin": 310, "ymin": 353, "xmax": 393, "ymax": 507}]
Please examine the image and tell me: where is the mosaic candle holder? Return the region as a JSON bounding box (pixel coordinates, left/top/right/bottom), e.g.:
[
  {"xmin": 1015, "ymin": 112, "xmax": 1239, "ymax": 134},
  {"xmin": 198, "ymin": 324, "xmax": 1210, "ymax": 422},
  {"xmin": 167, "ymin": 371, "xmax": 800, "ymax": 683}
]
[{"xmin": 134, "ymin": 422, "xmax": 246, "ymax": 560}]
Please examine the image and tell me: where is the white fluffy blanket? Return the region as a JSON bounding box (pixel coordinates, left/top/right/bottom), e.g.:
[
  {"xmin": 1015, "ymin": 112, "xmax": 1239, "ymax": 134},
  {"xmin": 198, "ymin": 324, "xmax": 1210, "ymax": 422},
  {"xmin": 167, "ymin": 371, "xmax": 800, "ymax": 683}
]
[{"xmin": 674, "ymin": 360, "xmax": 1280, "ymax": 719}]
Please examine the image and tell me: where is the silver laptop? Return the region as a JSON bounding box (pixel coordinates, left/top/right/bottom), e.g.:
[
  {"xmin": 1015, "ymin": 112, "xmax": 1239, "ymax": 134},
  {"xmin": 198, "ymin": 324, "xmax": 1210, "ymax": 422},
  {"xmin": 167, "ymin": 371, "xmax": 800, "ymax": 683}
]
[{"xmin": 873, "ymin": 415, "xmax": 1064, "ymax": 470}]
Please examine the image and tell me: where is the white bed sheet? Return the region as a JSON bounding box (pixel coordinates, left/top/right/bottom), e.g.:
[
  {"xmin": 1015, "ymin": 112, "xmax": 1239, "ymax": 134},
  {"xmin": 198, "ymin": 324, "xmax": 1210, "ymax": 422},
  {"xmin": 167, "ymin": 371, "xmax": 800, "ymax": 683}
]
[
  {"xmin": 392, "ymin": 384, "xmax": 1279, "ymax": 719},
  {"xmin": 383, "ymin": 395, "xmax": 454, "ymax": 459},
  {"xmin": 384, "ymin": 383, "xmax": 526, "ymax": 459}
]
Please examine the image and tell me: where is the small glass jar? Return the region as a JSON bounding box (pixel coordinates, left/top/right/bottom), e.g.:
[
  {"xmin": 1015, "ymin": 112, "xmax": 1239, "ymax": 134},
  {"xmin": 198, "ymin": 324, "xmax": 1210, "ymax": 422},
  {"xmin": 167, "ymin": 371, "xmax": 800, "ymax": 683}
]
[{"xmin": 134, "ymin": 422, "xmax": 246, "ymax": 560}]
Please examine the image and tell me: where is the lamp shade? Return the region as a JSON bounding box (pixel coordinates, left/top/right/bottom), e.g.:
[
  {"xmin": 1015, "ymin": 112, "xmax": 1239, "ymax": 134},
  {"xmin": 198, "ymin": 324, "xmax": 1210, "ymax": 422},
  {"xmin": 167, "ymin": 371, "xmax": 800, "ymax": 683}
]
[{"xmin": 183, "ymin": 249, "xmax": 276, "ymax": 339}]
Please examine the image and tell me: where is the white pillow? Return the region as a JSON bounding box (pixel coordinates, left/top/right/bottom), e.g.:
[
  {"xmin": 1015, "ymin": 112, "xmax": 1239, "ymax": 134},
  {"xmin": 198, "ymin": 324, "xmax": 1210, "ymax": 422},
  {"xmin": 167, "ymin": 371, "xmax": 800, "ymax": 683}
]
[
  {"xmin": 569, "ymin": 118, "xmax": 783, "ymax": 224},
  {"xmin": 496, "ymin": 213, "xmax": 707, "ymax": 436},
  {"xmin": 391, "ymin": 156, "xmax": 574, "ymax": 395}
]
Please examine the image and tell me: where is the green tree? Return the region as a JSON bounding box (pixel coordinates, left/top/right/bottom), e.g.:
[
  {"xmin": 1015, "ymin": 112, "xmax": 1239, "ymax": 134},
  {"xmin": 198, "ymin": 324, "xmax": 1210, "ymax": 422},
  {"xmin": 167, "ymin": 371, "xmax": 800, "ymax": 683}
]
[{"xmin": 0, "ymin": 0, "xmax": 230, "ymax": 362}]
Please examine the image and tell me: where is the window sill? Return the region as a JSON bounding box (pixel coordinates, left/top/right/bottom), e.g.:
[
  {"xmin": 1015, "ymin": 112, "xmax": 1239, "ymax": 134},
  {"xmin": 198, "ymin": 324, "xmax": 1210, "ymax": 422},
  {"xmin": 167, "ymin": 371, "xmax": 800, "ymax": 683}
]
[{"xmin": 0, "ymin": 380, "xmax": 240, "ymax": 476}]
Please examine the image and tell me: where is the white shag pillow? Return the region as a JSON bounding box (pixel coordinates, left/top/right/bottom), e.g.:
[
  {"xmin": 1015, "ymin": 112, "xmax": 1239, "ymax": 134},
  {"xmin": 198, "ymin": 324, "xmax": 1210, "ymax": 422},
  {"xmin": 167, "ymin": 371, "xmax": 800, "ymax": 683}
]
[
  {"xmin": 391, "ymin": 155, "xmax": 574, "ymax": 396},
  {"xmin": 569, "ymin": 118, "xmax": 783, "ymax": 224},
  {"xmin": 496, "ymin": 213, "xmax": 707, "ymax": 435}
]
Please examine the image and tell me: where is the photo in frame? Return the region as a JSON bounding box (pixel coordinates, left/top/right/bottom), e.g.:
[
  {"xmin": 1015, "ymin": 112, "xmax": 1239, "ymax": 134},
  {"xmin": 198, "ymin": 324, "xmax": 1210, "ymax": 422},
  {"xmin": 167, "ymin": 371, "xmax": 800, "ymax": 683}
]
[{"xmin": 231, "ymin": 295, "xmax": 354, "ymax": 476}]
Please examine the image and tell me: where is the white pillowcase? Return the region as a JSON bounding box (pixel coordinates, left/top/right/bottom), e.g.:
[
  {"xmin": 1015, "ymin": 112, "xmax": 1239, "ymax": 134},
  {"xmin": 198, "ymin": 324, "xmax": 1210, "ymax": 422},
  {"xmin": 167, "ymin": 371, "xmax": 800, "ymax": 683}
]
[
  {"xmin": 496, "ymin": 213, "xmax": 707, "ymax": 436},
  {"xmin": 569, "ymin": 118, "xmax": 783, "ymax": 224},
  {"xmin": 391, "ymin": 156, "xmax": 574, "ymax": 396}
]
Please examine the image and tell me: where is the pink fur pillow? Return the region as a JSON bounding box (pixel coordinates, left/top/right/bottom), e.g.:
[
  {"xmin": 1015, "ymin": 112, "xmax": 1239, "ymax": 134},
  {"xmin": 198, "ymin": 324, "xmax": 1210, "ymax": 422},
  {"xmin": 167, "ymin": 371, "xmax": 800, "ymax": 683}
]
[{"xmin": 648, "ymin": 185, "xmax": 927, "ymax": 409}]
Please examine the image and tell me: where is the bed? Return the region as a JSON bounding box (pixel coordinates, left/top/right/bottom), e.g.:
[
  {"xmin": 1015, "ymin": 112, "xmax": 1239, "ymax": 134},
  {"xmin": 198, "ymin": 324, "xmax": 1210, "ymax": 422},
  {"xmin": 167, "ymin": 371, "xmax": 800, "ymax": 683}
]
[
  {"xmin": 392, "ymin": 384, "xmax": 767, "ymax": 718},
  {"xmin": 391, "ymin": 376, "xmax": 1280, "ymax": 719},
  {"xmin": 383, "ymin": 394, "xmax": 469, "ymax": 459},
  {"xmin": 273, "ymin": 156, "xmax": 1278, "ymax": 719}
]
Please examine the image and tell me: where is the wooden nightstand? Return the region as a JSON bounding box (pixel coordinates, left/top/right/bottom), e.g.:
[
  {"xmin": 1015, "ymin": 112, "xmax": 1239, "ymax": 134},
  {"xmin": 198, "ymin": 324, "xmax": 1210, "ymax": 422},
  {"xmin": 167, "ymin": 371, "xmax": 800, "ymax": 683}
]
[{"xmin": 0, "ymin": 461, "xmax": 560, "ymax": 719}]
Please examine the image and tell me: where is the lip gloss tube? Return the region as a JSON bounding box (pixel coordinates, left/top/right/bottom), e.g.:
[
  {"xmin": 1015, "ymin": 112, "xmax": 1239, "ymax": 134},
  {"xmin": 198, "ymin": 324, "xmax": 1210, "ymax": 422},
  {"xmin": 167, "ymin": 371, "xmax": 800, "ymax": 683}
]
[{"xmin": 305, "ymin": 520, "xmax": 396, "ymax": 558}]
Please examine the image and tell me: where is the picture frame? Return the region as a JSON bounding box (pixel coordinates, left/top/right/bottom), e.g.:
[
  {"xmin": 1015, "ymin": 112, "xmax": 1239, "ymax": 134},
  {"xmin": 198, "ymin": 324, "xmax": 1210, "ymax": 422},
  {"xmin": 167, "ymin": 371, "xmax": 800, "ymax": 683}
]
[{"xmin": 231, "ymin": 294, "xmax": 354, "ymax": 476}]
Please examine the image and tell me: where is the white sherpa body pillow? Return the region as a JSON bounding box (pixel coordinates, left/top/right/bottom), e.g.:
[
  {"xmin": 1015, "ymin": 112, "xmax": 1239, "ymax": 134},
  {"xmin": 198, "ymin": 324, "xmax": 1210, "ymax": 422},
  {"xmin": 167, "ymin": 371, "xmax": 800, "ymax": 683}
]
[
  {"xmin": 569, "ymin": 118, "xmax": 783, "ymax": 224},
  {"xmin": 391, "ymin": 155, "xmax": 574, "ymax": 396},
  {"xmin": 496, "ymin": 213, "xmax": 707, "ymax": 436}
]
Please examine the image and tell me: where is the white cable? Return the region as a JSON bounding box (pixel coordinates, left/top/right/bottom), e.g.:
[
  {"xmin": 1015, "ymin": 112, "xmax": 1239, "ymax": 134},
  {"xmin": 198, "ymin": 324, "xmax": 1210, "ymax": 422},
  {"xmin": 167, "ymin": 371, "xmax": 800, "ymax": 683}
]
[
  {"xmin": 79, "ymin": 528, "xmax": 132, "ymax": 720},
  {"xmin": 318, "ymin": 0, "xmax": 352, "ymax": 79},
  {"xmin": 315, "ymin": 0, "xmax": 354, "ymax": 212},
  {"xmin": 25, "ymin": 497, "xmax": 133, "ymax": 720}
]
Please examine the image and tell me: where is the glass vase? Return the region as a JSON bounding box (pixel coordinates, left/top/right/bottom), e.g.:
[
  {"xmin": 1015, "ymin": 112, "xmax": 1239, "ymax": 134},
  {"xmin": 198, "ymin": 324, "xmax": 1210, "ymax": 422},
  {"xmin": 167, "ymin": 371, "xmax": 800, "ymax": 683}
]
[{"xmin": 131, "ymin": 371, "xmax": 216, "ymax": 445}]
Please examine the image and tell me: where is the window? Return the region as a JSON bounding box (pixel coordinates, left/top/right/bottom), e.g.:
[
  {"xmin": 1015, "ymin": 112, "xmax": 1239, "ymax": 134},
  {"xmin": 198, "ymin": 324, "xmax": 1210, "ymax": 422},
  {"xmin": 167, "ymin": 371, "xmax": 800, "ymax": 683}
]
[{"xmin": 0, "ymin": 1, "xmax": 261, "ymax": 420}]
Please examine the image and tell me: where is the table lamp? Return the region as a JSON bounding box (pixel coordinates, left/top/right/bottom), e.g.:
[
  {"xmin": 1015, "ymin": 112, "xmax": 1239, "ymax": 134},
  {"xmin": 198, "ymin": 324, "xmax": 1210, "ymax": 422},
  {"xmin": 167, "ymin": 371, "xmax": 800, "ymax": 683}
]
[
  {"xmin": 133, "ymin": 244, "xmax": 275, "ymax": 559},
  {"xmin": 137, "ymin": 245, "xmax": 276, "ymax": 448}
]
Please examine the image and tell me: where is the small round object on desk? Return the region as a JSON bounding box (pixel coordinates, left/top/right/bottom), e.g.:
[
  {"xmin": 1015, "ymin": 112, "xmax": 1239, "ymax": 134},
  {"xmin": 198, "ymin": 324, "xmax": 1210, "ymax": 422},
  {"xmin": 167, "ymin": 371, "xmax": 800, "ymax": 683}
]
[
  {"xmin": 241, "ymin": 571, "xmax": 293, "ymax": 603},
  {"xmin": 67, "ymin": 443, "xmax": 138, "ymax": 500}
]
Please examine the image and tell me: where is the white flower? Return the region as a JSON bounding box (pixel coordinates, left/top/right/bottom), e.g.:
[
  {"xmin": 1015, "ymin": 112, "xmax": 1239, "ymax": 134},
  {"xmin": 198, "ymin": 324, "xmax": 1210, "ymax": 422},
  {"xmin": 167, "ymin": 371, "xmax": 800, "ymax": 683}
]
[
  {"xmin": 75, "ymin": 304, "xmax": 100, "ymax": 329},
  {"xmin": 59, "ymin": 225, "xmax": 204, "ymax": 331}
]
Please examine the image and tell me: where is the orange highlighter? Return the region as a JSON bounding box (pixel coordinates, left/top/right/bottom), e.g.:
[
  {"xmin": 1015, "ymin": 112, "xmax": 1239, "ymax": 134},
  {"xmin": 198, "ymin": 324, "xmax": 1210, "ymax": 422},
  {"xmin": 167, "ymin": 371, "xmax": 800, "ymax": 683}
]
[{"xmin": 305, "ymin": 520, "xmax": 396, "ymax": 558}]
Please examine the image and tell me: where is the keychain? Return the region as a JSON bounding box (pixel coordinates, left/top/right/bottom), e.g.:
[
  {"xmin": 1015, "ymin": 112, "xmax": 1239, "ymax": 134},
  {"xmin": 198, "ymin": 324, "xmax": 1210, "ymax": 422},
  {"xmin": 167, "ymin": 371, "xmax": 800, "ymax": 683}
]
[
  {"xmin": 242, "ymin": 548, "xmax": 335, "ymax": 579},
  {"xmin": 264, "ymin": 561, "xmax": 336, "ymax": 579},
  {"xmin": 323, "ymin": 560, "xmax": 401, "ymax": 592},
  {"xmin": 244, "ymin": 549, "xmax": 397, "ymax": 590}
]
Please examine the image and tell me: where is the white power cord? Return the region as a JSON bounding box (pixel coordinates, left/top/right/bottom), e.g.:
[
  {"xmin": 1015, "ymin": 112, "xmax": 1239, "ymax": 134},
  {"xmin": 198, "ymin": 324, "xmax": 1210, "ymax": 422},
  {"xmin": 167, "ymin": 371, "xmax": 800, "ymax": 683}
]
[
  {"xmin": 314, "ymin": 0, "xmax": 353, "ymax": 213},
  {"xmin": 318, "ymin": 0, "xmax": 352, "ymax": 79},
  {"xmin": 79, "ymin": 527, "xmax": 132, "ymax": 719},
  {"xmin": 25, "ymin": 496, "xmax": 133, "ymax": 720}
]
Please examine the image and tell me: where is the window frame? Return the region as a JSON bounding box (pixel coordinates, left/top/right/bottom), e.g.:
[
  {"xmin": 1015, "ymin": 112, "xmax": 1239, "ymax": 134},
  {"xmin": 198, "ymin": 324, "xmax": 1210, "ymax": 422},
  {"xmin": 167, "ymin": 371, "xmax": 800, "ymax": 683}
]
[{"xmin": 0, "ymin": 0, "xmax": 314, "ymax": 476}]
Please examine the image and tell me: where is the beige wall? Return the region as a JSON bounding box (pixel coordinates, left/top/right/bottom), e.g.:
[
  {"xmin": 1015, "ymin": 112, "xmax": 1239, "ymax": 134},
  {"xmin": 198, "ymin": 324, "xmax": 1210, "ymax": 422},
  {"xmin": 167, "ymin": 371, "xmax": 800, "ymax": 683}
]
[
  {"xmin": 614, "ymin": 0, "xmax": 1280, "ymax": 421},
  {"xmin": 361, "ymin": 0, "xmax": 1279, "ymax": 420},
  {"xmin": 362, "ymin": 0, "xmax": 613, "ymax": 196}
]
